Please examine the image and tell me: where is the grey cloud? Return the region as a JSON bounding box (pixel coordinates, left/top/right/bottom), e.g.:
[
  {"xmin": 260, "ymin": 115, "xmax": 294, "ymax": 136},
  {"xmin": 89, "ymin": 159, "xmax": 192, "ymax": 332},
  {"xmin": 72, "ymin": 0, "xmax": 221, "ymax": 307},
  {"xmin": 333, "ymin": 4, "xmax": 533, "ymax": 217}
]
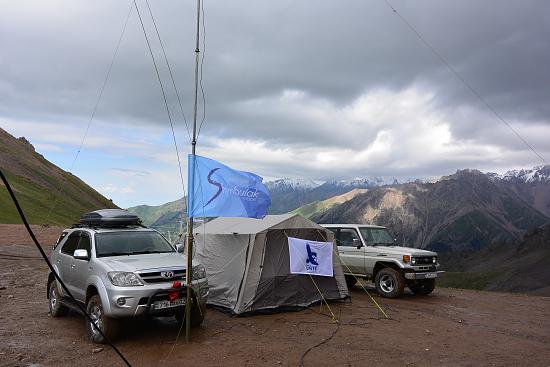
[{"xmin": 1, "ymin": 0, "xmax": 549, "ymax": 180}]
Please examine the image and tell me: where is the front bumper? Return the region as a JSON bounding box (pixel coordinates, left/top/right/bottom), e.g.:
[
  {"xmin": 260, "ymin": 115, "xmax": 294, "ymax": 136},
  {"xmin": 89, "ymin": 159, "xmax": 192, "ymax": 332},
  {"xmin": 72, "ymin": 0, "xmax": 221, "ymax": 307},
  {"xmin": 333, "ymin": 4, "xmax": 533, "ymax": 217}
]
[
  {"xmin": 404, "ymin": 271, "xmax": 445, "ymax": 280},
  {"xmin": 104, "ymin": 278, "xmax": 209, "ymax": 318}
]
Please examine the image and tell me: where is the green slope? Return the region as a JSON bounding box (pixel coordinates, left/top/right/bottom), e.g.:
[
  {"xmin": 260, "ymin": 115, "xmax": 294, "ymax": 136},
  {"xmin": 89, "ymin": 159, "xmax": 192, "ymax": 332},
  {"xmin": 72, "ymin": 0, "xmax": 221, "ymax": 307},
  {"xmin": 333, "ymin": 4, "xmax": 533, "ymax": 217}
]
[
  {"xmin": 127, "ymin": 197, "xmax": 186, "ymax": 237},
  {"xmin": 0, "ymin": 128, "xmax": 118, "ymax": 226},
  {"xmin": 292, "ymin": 188, "xmax": 368, "ymax": 218}
]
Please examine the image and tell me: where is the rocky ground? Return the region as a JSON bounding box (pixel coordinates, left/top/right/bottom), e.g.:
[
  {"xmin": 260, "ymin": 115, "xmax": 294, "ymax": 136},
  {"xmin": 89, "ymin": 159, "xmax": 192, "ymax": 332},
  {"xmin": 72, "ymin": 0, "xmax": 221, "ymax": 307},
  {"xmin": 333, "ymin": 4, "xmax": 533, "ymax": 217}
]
[{"xmin": 1, "ymin": 224, "xmax": 549, "ymax": 367}]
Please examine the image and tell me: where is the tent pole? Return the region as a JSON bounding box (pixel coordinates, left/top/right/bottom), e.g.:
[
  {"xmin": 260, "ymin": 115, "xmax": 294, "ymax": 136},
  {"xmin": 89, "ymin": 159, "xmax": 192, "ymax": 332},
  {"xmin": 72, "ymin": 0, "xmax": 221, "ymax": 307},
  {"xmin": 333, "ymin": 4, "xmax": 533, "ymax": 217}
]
[{"xmin": 185, "ymin": 0, "xmax": 201, "ymax": 344}]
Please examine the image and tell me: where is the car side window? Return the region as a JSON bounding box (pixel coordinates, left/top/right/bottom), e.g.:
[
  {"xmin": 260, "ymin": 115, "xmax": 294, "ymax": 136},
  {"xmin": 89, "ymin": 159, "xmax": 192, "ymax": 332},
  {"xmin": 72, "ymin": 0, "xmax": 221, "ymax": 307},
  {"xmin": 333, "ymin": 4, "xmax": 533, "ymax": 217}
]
[
  {"xmin": 61, "ymin": 232, "xmax": 80, "ymax": 255},
  {"xmin": 336, "ymin": 228, "xmax": 361, "ymax": 247},
  {"xmin": 53, "ymin": 232, "xmax": 68, "ymax": 250},
  {"xmin": 77, "ymin": 233, "xmax": 91, "ymax": 254}
]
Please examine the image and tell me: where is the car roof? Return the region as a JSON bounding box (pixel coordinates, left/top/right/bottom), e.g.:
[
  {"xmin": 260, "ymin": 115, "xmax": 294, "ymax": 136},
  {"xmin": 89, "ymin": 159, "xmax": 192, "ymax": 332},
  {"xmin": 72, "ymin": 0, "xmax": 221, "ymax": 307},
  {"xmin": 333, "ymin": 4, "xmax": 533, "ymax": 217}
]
[
  {"xmin": 320, "ymin": 224, "xmax": 387, "ymax": 229},
  {"xmin": 65, "ymin": 226, "xmax": 156, "ymax": 234}
]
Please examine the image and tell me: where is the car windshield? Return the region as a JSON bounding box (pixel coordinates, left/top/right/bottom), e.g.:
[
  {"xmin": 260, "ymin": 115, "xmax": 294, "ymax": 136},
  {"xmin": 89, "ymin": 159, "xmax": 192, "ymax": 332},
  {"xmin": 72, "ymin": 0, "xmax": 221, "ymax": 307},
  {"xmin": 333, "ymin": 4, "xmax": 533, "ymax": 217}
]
[
  {"xmin": 95, "ymin": 231, "xmax": 174, "ymax": 257},
  {"xmin": 359, "ymin": 227, "xmax": 396, "ymax": 246}
]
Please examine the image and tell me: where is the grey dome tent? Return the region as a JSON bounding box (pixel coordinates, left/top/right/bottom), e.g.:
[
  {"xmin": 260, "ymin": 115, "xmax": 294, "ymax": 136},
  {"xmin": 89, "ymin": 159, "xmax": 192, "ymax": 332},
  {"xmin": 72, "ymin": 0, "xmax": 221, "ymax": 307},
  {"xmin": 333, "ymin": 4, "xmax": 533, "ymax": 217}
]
[{"xmin": 193, "ymin": 214, "xmax": 349, "ymax": 314}]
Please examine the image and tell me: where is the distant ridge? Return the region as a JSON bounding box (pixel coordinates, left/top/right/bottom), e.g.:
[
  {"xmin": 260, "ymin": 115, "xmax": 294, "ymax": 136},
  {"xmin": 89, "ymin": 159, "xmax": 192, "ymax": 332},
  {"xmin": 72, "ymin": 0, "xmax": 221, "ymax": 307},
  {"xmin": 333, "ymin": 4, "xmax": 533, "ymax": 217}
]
[
  {"xmin": 313, "ymin": 168, "xmax": 550, "ymax": 252},
  {"xmin": 0, "ymin": 127, "xmax": 118, "ymax": 225}
]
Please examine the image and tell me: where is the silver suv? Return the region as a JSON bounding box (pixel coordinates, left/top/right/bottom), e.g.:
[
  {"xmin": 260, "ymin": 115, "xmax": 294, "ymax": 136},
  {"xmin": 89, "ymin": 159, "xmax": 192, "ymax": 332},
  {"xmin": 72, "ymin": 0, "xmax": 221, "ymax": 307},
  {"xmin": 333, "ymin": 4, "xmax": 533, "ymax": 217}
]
[
  {"xmin": 321, "ymin": 224, "xmax": 444, "ymax": 298},
  {"xmin": 47, "ymin": 209, "xmax": 208, "ymax": 343}
]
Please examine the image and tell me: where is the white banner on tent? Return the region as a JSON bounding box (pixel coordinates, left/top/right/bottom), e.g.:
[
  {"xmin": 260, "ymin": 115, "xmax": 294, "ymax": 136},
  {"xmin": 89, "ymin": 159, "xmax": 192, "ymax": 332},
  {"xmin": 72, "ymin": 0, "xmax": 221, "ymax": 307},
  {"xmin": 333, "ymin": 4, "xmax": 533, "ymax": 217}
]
[{"xmin": 288, "ymin": 237, "xmax": 333, "ymax": 277}]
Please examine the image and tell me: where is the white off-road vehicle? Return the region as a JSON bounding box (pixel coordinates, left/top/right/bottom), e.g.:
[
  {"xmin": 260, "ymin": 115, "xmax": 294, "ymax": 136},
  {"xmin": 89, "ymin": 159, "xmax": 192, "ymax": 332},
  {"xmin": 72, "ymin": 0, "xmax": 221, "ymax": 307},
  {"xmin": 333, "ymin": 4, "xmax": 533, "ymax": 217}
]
[
  {"xmin": 321, "ymin": 224, "xmax": 444, "ymax": 298},
  {"xmin": 47, "ymin": 209, "xmax": 208, "ymax": 343}
]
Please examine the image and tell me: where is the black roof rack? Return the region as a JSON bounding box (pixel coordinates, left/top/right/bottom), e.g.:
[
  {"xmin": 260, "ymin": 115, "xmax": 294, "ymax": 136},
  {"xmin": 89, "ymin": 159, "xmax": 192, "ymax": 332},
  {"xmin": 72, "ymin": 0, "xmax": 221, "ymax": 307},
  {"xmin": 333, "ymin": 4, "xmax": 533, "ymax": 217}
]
[{"xmin": 79, "ymin": 209, "xmax": 143, "ymax": 228}]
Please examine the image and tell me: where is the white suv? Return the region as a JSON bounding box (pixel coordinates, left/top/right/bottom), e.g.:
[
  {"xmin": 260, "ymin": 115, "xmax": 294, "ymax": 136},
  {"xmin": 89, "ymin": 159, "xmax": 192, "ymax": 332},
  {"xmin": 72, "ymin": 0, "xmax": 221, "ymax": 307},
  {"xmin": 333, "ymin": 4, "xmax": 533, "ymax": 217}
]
[
  {"xmin": 47, "ymin": 209, "xmax": 208, "ymax": 343},
  {"xmin": 321, "ymin": 224, "xmax": 444, "ymax": 298}
]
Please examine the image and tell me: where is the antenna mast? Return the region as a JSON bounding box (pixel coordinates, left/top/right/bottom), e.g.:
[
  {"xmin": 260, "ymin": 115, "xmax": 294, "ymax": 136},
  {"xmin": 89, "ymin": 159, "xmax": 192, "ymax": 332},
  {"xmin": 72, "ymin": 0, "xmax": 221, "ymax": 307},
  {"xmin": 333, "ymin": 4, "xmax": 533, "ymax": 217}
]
[{"xmin": 185, "ymin": 0, "xmax": 201, "ymax": 344}]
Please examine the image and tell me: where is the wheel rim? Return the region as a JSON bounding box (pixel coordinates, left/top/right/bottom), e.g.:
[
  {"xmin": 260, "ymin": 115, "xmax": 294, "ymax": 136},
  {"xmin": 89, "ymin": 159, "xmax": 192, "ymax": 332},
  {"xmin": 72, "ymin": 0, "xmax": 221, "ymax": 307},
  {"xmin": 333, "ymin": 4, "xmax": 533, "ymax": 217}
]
[
  {"xmin": 50, "ymin": 285, "xmax": 57, "ymax": 310},
  {"xmin": 89, "ymin": 304, "xmax": 103, "ymax": 338},
  {"xmin": 379, "ymin": 274, "xmax": 395, "ymax": 293}
]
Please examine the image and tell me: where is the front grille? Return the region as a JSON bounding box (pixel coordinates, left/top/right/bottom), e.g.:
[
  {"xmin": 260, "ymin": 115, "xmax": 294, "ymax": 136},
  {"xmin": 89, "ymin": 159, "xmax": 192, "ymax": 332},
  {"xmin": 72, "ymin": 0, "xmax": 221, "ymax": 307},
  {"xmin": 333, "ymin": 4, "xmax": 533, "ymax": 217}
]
[
  {"xmin": 137, "ymin": 269, "xmax": 186, "ymax": 284},
  {"xmin": 414, "ymin": 256, "xmax": 434, "ymax": 265}
]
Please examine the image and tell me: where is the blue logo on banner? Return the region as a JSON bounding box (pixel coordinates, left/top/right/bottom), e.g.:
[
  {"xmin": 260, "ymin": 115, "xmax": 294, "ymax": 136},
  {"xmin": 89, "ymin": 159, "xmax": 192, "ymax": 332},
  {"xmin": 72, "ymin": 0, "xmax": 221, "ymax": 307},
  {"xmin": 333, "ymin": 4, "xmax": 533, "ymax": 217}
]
[
  {"xmin": 206, "ymin": 168, "xmax": 223, "ymax": 206},
  {"xmin": 306, "ymin": 243, "xmax": 319, "ymax": 271}
]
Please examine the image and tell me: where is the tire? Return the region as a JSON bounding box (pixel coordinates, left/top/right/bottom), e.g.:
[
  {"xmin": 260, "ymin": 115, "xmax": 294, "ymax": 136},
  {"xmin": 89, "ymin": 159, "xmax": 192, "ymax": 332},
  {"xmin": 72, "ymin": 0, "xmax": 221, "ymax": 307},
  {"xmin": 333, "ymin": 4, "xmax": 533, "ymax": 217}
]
[
  {"xmin": 86, "ymin": 295, "xmax": 118, "ymax": 344},
  {"xmin": 345, "ymin": 275, "xmax": 357, "ymax": 290},
  {"xmin": 408, "ymin": 279, "xmax": 436, "ymax": 295},
  {"xmin": 375, "ymin": 268, "xmax": 405, "ymax": 298},
  {"xmin": 175, "ymin": 303, "xmax": 205, "ymax": 327},
  {"xmin": 48, "ymin": 281, "xmax": 69, "ymax": 317}
]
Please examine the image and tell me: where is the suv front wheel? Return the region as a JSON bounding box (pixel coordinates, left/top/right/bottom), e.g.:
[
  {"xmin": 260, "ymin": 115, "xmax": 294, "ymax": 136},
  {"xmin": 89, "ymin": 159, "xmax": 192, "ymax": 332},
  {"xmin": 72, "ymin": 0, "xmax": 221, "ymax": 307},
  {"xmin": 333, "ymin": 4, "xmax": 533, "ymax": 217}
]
[
  {"xmin": 408, "ymin": 279, "xmax": 435, "ymax": 295},
  {"xmin": 86, "ymin": 295, "xmax": 119, "ymax": 344},
  {"xmin": 48, "ymin": 280, "xmax": 69, "ymax": 317},
  {"xmin": 375, "ymin": 268, "xmax": 405, "ymax": 298}
]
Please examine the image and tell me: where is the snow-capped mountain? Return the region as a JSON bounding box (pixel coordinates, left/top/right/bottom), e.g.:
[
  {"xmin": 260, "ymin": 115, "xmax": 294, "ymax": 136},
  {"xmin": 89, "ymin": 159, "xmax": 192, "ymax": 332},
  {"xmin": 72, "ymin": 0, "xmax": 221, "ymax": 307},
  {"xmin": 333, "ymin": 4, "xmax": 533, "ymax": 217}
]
[
  {"xmin": 499, "ymin": 165, "xmax": 550, "ymax": 184},
  {"xmin": 265, "ymin": 178, "xmax": 320, "ymax": 190},
  {"xmin": 332, "ymin": 176, "xmax": 422, "ymax": 187}
]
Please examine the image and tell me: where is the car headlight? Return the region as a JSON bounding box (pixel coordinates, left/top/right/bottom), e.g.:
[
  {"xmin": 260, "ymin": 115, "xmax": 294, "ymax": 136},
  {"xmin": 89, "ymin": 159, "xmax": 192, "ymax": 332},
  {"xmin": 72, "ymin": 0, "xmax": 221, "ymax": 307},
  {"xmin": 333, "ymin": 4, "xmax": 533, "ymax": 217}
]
[
  {"xmin": 192, "ymin": 264, "xmax": 206, "ymax": 280},
  {"xmin": 411, "ymin": 257, "xmax": 416, "ymax": 265},
  {"xmin": 108, "ymin": 272, "xmax": 144, "ymax": 286},
  {"xmin": 433, "ymin": 256, "xmax": 437, "ymax": 264}
]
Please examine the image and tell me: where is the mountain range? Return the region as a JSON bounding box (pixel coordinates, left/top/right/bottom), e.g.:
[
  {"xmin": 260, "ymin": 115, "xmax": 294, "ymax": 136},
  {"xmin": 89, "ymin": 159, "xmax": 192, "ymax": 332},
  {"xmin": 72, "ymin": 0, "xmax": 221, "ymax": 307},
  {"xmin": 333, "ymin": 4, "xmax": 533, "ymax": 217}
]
[{"xmin": 312, "ymin": 168, "xmax": 550, "ymax": 252}]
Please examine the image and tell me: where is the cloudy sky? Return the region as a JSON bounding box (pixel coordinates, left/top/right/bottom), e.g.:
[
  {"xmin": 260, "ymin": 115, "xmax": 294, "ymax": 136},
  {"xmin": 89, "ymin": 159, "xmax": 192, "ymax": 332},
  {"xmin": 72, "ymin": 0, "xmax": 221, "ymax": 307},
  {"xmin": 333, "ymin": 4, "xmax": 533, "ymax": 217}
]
[{"xmin": 1, "ymin": 0, "xmax": 549, "ymax": 207}]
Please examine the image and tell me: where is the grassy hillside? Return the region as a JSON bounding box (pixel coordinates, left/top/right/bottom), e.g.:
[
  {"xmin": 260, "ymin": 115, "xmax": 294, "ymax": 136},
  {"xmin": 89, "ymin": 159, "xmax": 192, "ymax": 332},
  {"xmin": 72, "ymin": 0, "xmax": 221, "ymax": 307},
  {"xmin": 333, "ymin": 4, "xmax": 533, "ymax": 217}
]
[
  {"xmin": 292, "ymin": 188, "xmax": 368, "ymax": 218},
  {"xmin": 127, "ymin": 197, "xmax": 186, "ymax": 237},
  {"xmin": 0, "ymin": 128, "xmax": 118, "ymax": 226}
]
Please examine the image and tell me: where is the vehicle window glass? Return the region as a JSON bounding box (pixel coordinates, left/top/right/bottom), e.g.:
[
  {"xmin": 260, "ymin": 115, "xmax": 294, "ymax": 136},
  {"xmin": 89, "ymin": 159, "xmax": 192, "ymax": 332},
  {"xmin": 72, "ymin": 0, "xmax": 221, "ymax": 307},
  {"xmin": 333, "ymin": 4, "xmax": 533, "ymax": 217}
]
[
  {"xmin": 359, "ymin": 227, "xmax": 395, "ymax": 245},
  {"xmin": 336, "ymin": 228, "xmax": 360, "ymax": 247},
  {"xmin": 95, "ymin": 231, "xmax": 175, "ymax": 257},
  {"xmin": 53, "ymin": 232, "xmax": 68, "ymax": 249},
  {"xmin": 77, "ymin": 233, "xmax": 91, "ymax": 253},
  {"xmin": 61, "ymin": 233, "xmax": 80, "ymax": 255}
]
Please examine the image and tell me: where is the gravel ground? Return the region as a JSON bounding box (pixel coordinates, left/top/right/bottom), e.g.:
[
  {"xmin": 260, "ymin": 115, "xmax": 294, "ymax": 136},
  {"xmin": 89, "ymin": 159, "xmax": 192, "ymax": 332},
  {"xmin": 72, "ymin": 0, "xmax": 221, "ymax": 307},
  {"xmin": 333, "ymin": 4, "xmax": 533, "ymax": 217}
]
[{"xmin": 1, "ymin": 224, "xmax": 549, "ymax": 367}]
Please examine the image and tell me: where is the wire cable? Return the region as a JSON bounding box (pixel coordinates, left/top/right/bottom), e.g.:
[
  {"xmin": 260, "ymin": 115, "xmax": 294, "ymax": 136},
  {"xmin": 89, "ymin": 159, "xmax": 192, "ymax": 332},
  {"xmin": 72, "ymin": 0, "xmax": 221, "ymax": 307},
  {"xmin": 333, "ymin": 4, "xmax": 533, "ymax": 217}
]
[
  {"xmin": 144, "ymin": 0, "xmax": 192, "ymax": 143},
  {"xmin": 196, "ymin": 0, "xmax": 207, "ymax": 138},
  {"xmin": 382, "ymin": 0, "xmax": 546, "ymax": 164},
  {"xmin": 45, "ymin": 2, "xmax": 134, "ymax": 223},
  {"xmin": 0, "ymin": 169, "xmax": 132, "ymax": 367},
  {"xmin": 132, "ymin": 0, "xmax": 187, "ymax": 203}
]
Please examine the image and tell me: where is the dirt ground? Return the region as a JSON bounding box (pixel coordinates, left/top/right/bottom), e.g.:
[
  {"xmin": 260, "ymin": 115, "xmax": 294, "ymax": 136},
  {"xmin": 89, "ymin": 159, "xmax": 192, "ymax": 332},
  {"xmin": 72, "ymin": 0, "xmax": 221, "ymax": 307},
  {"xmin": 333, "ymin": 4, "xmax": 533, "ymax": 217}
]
[{"xmin": 1, "ymin": 224, "xmax": 549, "ymax": 367}]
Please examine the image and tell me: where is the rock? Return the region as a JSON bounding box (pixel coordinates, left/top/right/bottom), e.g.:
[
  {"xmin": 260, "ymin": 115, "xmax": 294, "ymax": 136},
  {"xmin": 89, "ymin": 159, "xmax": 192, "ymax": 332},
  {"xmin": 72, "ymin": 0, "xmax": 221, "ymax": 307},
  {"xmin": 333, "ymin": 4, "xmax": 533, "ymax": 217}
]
[
  {"xmin": 7, "ymin": 295, "xmax": 14, "ymax": 299},
  {"xmin": 92, "ymin": 347, "xmax": 104, "ymax": 354}
]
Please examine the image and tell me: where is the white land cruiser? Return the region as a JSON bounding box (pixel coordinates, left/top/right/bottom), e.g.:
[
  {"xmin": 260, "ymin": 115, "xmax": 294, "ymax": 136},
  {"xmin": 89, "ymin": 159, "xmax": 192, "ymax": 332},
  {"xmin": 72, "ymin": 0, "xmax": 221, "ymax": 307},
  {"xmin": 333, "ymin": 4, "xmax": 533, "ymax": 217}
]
[
  {"xmin": 321, "ymin": 224, "xmax": 444, "ymax": 298},
  {"xmin": 47, "ymin": 209, "xmax": 208, "ymax": 343}
]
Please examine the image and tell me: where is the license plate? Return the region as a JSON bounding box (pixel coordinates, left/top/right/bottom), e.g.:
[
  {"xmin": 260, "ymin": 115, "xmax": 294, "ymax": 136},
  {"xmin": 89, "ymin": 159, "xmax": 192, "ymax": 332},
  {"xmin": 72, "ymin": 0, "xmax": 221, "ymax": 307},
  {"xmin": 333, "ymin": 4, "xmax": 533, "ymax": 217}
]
[
  {"xmin": 153, "ymin": 298, "xmax": 185, "ymax": 310},
  {"xmin": 424, "ymin": 272, "xmax": 437, "ymax": 279}
]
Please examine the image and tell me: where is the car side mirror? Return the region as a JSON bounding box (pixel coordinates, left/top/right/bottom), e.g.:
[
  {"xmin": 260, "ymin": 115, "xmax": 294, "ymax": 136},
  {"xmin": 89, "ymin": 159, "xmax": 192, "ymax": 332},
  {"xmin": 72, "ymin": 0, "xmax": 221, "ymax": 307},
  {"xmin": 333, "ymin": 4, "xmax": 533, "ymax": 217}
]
[
  {"xmin": 73, "ymin": 249, "xmax": 89, "ymax": 260},
  {"xmin": 353, "ymin": 238, "xmax": 363, "ymax": 249},
  {"xmin": 175, "ymin": 243, "xmax": 184, "ymax": 253}
]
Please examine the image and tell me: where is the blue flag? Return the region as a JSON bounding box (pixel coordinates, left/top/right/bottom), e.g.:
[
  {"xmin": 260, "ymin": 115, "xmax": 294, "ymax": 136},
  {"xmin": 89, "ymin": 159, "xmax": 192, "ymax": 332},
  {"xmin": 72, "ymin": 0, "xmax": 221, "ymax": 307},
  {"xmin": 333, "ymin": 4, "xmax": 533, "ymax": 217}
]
[{"xmin": 187, "ymin": 155, "xmax": 271, "ymax": 219}]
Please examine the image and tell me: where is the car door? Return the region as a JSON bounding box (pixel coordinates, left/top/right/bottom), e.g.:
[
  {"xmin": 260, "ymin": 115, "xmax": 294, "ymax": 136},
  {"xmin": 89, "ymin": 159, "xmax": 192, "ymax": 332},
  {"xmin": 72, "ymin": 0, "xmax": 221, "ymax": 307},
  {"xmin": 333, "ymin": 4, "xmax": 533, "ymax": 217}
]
[
  {"xmin": 57, "ymin": 231, "xmax": 81, "ymax": 294},
  {"xmin": 70, "ymin": 231, "xmax": 92, "ymax": 302},
  {"xmin": 332, "ymin": 227, "xmax": 366, "ymax": 276}
]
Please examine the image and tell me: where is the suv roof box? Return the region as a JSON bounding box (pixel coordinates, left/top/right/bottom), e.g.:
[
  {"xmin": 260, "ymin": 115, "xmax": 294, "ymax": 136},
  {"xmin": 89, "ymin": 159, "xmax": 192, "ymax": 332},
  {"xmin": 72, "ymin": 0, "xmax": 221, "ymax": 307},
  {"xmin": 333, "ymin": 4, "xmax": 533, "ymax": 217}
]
[{"xmin": 80, "ymin": 209, "xmax": 141, "ymax": 227}]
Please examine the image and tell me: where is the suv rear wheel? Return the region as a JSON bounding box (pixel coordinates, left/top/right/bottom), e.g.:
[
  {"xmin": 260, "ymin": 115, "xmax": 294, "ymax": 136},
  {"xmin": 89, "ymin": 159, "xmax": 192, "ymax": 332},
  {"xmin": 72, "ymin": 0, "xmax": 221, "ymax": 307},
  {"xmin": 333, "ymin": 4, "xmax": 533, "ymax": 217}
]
[
  {"xmin": 408, "ymin": 279, "xmax": 435, "ymax": 295},
  {"xmin": 48, "ymin": 281, "xmax": 69, "ymax": 317},
  {"xmin": 175, "ymin": 304, "xmax": 205, "ymax": 327},
  {"xmin": 86, "ymin": 295, "xmax": 119, "ymax": 344},
  {"xmin": 344, "ymin": 275, "xmax": 357, "ymax": 289},
  {"xmin": 375, "ymin": 268, "xmax": 405, "ymax": 298}
]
